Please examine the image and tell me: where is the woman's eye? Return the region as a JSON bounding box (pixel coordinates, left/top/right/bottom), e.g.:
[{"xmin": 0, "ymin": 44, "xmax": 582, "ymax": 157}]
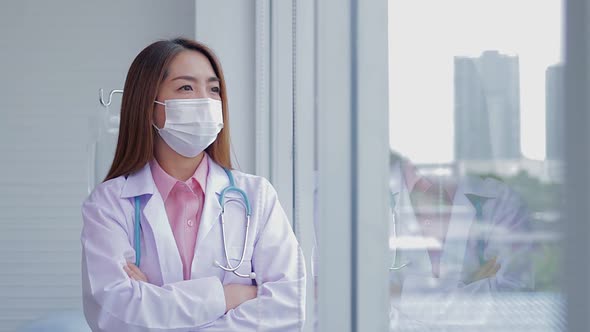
[
  {"xmin": 179, "ymin": 85, "xmax": 193, "ymax": 91},
  {"xmin": 211, "ymin": 86, "xmax": 220, "ymax": 93}
]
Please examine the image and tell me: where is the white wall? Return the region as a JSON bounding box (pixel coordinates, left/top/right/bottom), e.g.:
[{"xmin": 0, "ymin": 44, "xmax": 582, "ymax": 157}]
[{"xmin": 0, "ymin": 1, "xmax": 195, "ymax": 330}]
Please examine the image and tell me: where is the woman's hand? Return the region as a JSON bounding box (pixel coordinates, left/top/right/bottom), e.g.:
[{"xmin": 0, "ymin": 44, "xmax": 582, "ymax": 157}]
[
  {"xmin": 223, "ymin": 284, "xmax": 258, "ymax": 313},
  {"xmin": 124, "ymin": 262, "xmax": 149, "ymax": 283},
  {"xmin": 466, "ymin": 257, "xmax": 501, "ymax": 285}
]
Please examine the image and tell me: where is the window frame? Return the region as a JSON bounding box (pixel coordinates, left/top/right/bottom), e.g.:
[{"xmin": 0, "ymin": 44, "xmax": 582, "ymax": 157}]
[{"xmin": 564, "ymin": 0, "xmax": 590, "ymax": 330}]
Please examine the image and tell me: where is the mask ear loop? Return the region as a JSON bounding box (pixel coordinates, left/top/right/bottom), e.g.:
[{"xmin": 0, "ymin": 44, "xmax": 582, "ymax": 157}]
[
  {"xmin": 209, "ymin": 100, "xmax": 240, "ymax": 170},
  {"xmin": 153, "ymin": 100, "xmax": 165, "ymax": 130}
]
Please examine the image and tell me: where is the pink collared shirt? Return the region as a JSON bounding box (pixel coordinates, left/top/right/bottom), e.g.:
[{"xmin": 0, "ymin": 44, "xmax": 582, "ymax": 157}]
[{"xmin": 149, "ymin": 154, "xmax": 209, "ymax": 280}]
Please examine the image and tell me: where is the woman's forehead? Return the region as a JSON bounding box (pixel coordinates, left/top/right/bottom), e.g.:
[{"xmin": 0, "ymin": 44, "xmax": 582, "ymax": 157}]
[{"xmin": 167, "ymin": 50, "xmax": 216, "ymax": 78}]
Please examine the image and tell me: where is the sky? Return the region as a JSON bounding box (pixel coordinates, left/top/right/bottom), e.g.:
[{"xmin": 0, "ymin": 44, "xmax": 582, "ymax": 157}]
[{"xmin": 388, "ymin": 0, "xmax": 563, "ymax": 163}]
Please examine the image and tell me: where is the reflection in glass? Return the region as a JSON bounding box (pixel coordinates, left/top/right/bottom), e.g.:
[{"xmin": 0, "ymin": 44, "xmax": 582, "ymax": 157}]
[
  {"xmin": 388, "ymin": 1, "xmax": 564, "ymax": 329},
  {"xmin": 389, "ymin": 152, "xmax": 550, "ymax": 329}
]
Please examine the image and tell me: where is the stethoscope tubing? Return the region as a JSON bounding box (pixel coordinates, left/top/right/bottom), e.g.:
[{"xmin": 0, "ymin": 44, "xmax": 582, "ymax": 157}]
[{"xmin": 133, "ymin": 168, "xmax": 256, "ymax": 279}]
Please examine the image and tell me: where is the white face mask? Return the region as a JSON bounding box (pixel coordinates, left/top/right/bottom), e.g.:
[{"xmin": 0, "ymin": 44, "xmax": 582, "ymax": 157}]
[{"xmin": 153, "ymin": 98, "xmax": 224, "ymax": 158}]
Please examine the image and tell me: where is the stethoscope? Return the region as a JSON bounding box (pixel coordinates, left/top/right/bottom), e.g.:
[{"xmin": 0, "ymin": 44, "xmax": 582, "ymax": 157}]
[
  {"xmin": 389, "ymin": 191, "xmax": 487, "ymax": 271},
  {"xmin": 133, "ymin": 168, "xmax": 256, "ymax": 279}
]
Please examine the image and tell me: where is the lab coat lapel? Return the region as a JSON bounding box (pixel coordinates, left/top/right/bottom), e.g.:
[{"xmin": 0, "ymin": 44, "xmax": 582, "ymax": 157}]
[
  {"xmin": 194, "ymin": 158, "xmax": 227, "ymax": 252},
  {"xmin": 142, "ymin": 188, "xmax": 184, "ymax": 284},
  {"xmin": 438, "ymin": 183, "xmax": 474, "ymax": 279},
  {"xmin": 390, "ymin": 163, "xmax": 431, "ymax": 274},
  {"xmin": 122, "ymin": 163, "xmax": 184, "ymax": 284}
]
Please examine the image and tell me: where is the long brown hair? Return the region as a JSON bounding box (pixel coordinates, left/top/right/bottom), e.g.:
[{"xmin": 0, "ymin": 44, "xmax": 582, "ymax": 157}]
[{"xmin": 104, "ymin": 38, "xmax": 232, "ymax": 182}]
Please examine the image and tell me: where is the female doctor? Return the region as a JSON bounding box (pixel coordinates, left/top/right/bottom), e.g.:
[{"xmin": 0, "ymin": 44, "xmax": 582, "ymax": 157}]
[
  {"xmin": 81, "ymin": 38, "xmax": 305, "ymax": 331},
  {"xmin": 388, "ymin": 152, "xmax": 534, "ymax": 327}
]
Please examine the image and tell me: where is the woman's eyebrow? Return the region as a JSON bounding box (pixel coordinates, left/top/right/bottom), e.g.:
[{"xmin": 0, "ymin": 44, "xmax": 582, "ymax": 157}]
[
  {"xmin": 170, "ymin": 76, "xmax": 220, "ymax": 83},
  {"xmin": 171, "ymin": 75, "xmax": 197, "ymax": 82}
]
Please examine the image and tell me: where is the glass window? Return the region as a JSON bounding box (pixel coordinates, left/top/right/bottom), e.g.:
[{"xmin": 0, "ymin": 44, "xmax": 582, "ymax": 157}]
[{"xmin": 388, "ymin": 1, "xmax": 564, "ymax": 330}]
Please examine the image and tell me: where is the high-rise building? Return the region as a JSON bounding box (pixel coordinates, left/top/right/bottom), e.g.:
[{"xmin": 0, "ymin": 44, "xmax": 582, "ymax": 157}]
[
  {"xmin": 546, "ymin": 64, "xmax": 564, "ymax": 161},
  {"xmin": 454, "ymin": 50, "xmax": 521, "ymax": 161}
]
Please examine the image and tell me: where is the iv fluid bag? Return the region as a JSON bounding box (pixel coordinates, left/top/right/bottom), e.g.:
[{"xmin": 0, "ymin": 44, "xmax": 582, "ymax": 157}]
[{"xmin": 88, "ymin": 104, "xmax": 120, "ymax": 193}]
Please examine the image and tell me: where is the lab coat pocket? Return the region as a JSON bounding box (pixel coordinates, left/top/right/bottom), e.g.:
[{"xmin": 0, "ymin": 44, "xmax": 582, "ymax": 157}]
[{"xmin": 221, "ymin": 245, "xmax": 255, "ymax": 285}]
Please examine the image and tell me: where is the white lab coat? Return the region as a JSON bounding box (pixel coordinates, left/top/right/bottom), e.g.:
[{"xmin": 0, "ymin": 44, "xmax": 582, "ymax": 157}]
[
  {"xmin": 81, "ymin": 157, "xmax": 306, "ymax": 331},
  {"xmin": 389, "ymin": 162, "xmax": 534, "ymax": 327}
]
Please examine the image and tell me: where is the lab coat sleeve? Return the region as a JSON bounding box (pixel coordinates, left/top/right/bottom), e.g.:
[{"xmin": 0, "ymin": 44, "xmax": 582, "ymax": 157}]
[
  {"xmin": 81, "ymin": 187, "xmax": 226, "ymax": 332},
  {"xmin": 198, "ymin": 178, "xmax": 306, "ymax": 332},
  {"xmin": 460, "ymin": 186, "xmax": 535, "ymax": 293}
]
